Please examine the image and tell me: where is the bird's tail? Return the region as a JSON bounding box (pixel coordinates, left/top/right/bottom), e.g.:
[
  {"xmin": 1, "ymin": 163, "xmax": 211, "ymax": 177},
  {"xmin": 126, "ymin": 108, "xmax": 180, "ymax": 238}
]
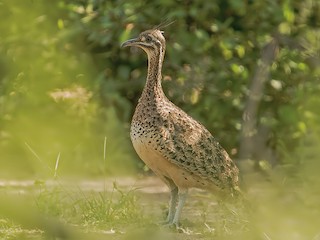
[
  {"xmin": 232, "ymin": 185, "xmax": 243, "ymax": 197},
  {"xmin": 229, "ymin": 185, "xmax": 251, "ymax": 210}
]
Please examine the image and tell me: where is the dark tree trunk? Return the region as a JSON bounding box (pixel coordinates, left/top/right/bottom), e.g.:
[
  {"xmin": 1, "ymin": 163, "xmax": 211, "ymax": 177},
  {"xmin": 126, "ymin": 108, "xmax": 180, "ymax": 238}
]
[{"xmin": 238, "ymin": 37, "xmax": 279, "ymax": 164}]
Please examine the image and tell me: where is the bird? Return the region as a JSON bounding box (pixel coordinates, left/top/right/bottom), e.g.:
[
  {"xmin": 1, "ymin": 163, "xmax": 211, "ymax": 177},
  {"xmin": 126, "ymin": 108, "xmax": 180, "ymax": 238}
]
[{"xmin": 121, "ymin": 27, "xmax": 240, "ymax": 227}]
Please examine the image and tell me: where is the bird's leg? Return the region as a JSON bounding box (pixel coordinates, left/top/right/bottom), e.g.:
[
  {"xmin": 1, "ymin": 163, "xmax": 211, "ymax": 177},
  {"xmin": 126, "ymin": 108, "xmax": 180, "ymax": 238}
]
[
  {"xmin": 165, "ymin": 187, "xmax": 178, "ymax": 224},
  {"xmin": 171, "ymin": 188, "xmax": 188, "ymax": 227}
]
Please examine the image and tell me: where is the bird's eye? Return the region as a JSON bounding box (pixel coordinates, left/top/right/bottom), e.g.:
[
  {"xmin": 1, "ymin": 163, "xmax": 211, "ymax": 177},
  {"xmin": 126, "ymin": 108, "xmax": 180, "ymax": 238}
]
[{"xmin": 146, "ymin": 36, "xmax": 152, "ymax": 42}]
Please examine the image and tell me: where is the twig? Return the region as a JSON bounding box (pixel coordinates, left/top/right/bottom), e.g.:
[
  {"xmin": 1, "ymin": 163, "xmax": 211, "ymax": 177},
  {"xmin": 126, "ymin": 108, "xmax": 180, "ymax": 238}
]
[
  {"xmin": 54, "ymin": 152, "xmax": 60, "ymax": 179},
  {"xmin": 25, "ymin": 142, "xmax": 53, "ymax": 172}
]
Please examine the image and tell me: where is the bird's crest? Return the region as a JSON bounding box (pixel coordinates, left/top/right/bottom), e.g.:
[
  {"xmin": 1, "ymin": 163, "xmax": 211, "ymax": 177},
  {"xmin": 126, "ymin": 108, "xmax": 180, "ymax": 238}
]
[{"xmin": 153, "ymin": 20, "xmax": 175, "ymax": 34}]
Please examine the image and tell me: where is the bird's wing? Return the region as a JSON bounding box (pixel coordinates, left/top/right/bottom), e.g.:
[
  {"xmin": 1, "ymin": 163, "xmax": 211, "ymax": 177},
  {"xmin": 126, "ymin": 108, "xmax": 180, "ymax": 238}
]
[{"xmin": 158, "ymin": 106, "xmax": 239, "ymax": 190}]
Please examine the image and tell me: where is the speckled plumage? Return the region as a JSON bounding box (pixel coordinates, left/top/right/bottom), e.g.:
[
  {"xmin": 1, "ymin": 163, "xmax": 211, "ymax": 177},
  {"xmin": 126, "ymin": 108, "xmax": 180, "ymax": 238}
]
[{"xmin": 122, "ymin": 28, "xmax": 239, "ymax": 226}]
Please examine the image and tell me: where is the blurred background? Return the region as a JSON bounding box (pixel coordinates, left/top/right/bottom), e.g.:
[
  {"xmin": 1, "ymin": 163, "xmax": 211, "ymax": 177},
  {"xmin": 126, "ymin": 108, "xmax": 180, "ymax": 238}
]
[
  {"xmin": 1, "ymin": 0, "xmax": 319, "ymax": 178},
  {"xmin": 1, "ymin": 0, "xmax": 320, "ymax": 239}
]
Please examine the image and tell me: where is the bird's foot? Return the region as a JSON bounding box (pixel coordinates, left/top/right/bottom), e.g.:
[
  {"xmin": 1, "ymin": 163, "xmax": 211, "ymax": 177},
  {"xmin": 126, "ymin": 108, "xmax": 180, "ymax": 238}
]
[
  {"xmin": 158, "ymin": 220, "xmax": 191, "ymax": 234},
  {"xmin": 164, "ymin": 223, "xmax": 190, "ymax": 234},
  {"xmin": 162, "ymin": 221, "xmax": 179, "ymax": 229},
  {"xmin": 158, "ymin": 216, "xmax": 176, "ymax": 226},
  {"xmin": 160, "ymin": 221, "xmax": 184, "ymax": 231},
  {"xmin": 158, "ymin": 219, "xmax": 179, "ymax": 228},
  {"xmin": 158, "ymin": 218, "xmax": 178, "ymax": 227}
]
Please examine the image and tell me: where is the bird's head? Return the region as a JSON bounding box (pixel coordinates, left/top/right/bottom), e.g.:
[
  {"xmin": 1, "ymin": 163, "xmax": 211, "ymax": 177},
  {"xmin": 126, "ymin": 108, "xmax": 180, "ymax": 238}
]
[{"xmin": 121, "ymin": 29, "xmax": 166, "ymax": 56}]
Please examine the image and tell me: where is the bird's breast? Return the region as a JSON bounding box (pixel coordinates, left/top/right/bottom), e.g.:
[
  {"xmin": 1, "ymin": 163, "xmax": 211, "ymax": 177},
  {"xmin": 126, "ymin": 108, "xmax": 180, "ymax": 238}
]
[
  {"xmin": 130, "ymin": 121, "xmax": 217, "ymax": 190},
  {"xmin": 130, "ymin": 120, "xmax": 171, "ymax": 175}
]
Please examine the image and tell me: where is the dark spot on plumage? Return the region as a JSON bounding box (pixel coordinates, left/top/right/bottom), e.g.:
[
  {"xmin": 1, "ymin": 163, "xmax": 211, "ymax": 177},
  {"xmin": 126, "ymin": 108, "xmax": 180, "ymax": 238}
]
[{"xmin": 179, "ymin": 159, "xmax": 185, "ymax": 164}]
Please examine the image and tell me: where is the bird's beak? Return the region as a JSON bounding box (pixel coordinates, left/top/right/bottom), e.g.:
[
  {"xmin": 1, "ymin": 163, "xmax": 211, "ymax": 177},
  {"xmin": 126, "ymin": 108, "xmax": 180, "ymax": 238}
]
[{"xmin": 121, "ymin": 38, "xmax": 139, "ymax": 48}]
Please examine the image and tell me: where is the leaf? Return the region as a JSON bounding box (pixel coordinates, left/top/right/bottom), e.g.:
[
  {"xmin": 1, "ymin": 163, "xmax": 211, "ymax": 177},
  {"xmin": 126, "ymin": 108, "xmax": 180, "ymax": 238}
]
[{"xmin": 278, "ymin": 105, "xmax": 298, "ymax": 124}]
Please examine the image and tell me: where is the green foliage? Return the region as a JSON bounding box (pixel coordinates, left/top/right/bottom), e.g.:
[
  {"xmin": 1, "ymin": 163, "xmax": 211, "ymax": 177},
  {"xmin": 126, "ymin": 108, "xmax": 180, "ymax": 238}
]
[
  {"xmin": 0, "ymin": 0, "xmax": 136, "ymax": 177},
  {"xmin": 50, "ymin": 0, "xmax": 320, "ymax": 168},
  {"xmin": 0, "ymin": 0, "xmax": 320, "ymax": 180}
]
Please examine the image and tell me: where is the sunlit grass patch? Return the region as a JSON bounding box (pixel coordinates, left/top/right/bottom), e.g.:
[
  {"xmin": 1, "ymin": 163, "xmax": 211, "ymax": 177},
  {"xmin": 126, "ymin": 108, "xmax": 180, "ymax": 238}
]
[
  {"xmin": 0, "ymin": 218, "xmax": 43, "ymax": 240},
  {"xmin": 73, "ymin": 183, "xmax": 143, "ymax": 227},
  {"xmin": 35, "ymin": 180, "xmax": 145, "ymax": 230},
  {"xmin": 1, "ymin": 179, "xmax": 148, "ymax": 239}
]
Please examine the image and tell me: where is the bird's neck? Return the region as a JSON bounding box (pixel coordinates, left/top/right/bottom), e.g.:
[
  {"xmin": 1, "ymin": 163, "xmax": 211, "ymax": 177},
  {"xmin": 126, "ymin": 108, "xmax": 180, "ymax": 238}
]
[{"xmin": 142, "ymin": 50, "xmax": 165, "ymax": 100}]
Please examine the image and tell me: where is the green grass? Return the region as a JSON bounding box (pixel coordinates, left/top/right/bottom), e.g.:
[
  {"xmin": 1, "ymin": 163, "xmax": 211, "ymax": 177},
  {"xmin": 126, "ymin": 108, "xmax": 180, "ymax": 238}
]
[
  {"xmin": 0, "ymin": 177, "xmax": 249, "ymax": 240},
  {"xmin": 1, "ymin": 167, "xmax": 320, "ymax": 240},
  {"xmin": 0, "ymin": 179, "xmax": 147, "ymax": 240},
  {"xmin": 0, "ymin": 218, "xmax": 43, "ymax": 240},
  {"xmin": 37, "ymin": 181, "xmax": 146, "ymax": 229}
]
